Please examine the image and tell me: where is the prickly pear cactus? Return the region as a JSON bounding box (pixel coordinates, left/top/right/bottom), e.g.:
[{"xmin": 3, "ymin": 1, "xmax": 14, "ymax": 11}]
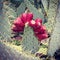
[{"xmin": 22, "ymin": 25, "xmax": 39, "ymax": 54}]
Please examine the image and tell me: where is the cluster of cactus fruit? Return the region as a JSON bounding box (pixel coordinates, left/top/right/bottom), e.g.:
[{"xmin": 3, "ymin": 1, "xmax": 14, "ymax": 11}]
[{"xmin": 11, "ymin": 11, "xmax": 49, "ymax": 53}]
